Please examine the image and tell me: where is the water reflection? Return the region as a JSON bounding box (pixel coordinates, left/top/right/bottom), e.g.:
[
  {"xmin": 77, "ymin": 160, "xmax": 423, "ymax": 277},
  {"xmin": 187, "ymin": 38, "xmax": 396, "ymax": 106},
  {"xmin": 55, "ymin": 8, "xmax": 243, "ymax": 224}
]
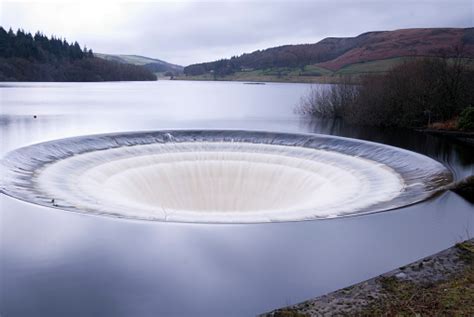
[
  {"xmin": 1, "ymin": 81, "xmax": 473, "ymax": 316},
  {"xmin": 302, "ymin": 118, "xmax": 474, "ymax": 179},
  {"xmin": 2, "ymin": 192, "xmax": 472, "ymax": 316}
]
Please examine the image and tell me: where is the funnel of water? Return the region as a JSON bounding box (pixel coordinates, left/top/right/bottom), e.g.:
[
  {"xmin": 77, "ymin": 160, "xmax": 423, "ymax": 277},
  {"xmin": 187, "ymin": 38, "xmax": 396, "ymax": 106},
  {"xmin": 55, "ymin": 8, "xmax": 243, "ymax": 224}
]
[{"xmin": 0, "ymin": 130, "xmax": 452, "ymax": 223}]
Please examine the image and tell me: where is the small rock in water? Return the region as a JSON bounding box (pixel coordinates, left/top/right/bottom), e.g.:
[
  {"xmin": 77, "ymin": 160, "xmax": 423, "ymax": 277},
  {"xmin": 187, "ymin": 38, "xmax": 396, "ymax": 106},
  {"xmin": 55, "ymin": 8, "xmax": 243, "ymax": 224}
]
[{"xmin": 451, "ymin": 175, "xmax": 474, "ymax": 203}]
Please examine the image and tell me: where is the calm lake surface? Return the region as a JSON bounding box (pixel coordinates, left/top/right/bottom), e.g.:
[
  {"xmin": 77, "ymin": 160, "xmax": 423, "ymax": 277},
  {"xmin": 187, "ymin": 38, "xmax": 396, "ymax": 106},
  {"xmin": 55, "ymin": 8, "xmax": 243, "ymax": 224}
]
[{"xmin": 1, "ymin": 81, "xmax": 473, "ymax": 316}]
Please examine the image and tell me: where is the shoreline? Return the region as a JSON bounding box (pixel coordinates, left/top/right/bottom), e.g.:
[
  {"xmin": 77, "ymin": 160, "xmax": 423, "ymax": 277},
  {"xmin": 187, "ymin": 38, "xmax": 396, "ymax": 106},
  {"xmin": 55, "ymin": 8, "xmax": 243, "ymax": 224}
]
[
  {"xmin": 261, "ymin": 239, "xmax": 474, "ymax": 316},
  {"xmin": 172, "ymin": 75, "xmax": 356, "ymax": 85}
]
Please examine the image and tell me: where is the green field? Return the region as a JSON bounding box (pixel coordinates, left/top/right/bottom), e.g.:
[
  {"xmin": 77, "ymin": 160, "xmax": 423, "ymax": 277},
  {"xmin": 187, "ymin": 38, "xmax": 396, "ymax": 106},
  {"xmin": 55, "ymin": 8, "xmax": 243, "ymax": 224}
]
[{"xmin": 334, "ymin": 57, "xmax": 419, "ymax": 75}]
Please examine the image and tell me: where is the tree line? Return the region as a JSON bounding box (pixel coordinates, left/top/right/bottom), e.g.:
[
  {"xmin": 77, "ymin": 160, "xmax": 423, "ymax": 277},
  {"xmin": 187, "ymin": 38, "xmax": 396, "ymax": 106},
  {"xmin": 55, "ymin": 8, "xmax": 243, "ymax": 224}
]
[
  {"xmin": 184, "ymin": 44, "xmax": 334, "ymax": 77},
  {"xmin": 0, "ymin": 27, "xmax": 156, "ymax": 81},
  {"xmin": 297, "ymin": 57, "xmax": 474, "ymax": 129},
  {"xmin": 182, "ymin": 36, "xmax": 364, "ymax": 77}
]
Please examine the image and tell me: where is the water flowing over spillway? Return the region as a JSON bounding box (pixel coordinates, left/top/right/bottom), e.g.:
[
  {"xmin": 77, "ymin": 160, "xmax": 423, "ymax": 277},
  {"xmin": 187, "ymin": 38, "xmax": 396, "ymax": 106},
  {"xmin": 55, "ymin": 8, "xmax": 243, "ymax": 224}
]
[{"xmin": 1, "ymin": 130, "xmax": 453, "ymax": 223}]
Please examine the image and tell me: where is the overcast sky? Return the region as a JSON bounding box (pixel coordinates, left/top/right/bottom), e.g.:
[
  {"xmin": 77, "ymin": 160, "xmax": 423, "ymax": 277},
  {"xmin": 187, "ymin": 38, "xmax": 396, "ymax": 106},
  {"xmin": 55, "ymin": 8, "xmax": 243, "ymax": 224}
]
[{"xmin": 1, "ymin": 0, "xmax": 472, "ymax": 66}]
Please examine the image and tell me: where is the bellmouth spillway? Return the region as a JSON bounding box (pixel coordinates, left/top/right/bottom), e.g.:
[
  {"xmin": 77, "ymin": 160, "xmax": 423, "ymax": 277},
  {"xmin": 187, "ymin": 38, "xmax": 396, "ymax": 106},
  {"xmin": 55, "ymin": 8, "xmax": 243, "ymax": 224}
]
[{"xmin": 0, "ymin": 130, "xmax": 453, "ymax": 223}]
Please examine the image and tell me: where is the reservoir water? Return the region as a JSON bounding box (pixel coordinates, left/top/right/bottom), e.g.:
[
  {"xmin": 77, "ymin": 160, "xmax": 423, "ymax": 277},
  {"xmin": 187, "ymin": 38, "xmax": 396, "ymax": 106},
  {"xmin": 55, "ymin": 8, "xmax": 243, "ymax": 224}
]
[{"xmin": 1, "ymin": 81, "xmax": 473, "ymax": 316}]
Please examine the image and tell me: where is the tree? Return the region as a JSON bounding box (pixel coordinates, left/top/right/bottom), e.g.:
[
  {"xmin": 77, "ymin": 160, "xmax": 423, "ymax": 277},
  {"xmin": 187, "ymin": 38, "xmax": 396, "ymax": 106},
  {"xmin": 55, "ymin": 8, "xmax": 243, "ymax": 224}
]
[{"xmin": 0, "ymin": 27, "xmax": 157, "ymax": 82}]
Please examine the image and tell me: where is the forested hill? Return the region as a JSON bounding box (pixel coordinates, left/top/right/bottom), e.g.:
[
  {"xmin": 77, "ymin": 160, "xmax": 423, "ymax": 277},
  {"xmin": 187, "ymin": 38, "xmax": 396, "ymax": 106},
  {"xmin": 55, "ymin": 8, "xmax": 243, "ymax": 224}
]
[
  {"xmin": 0, "ymin": 27, "xmax": 156, "ymax": 81},
  {"xmin": 183, "ymin": 28, "xmax": 474, "ymax": 78}
]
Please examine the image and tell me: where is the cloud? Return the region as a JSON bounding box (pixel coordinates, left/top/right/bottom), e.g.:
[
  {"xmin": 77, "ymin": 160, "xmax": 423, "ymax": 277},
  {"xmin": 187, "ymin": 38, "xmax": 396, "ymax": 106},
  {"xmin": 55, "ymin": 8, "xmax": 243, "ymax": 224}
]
[{"xmin": 1, "ymin": 0, "xmax": 472, "ymax": 65}]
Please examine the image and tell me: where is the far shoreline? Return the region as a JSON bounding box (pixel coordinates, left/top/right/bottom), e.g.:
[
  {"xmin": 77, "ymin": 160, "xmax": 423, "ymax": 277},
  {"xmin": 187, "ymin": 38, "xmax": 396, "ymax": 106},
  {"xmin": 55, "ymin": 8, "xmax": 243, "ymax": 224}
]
[{"xmin": 172, "ymin": 75, "xmax": 354, "ymax": 85}]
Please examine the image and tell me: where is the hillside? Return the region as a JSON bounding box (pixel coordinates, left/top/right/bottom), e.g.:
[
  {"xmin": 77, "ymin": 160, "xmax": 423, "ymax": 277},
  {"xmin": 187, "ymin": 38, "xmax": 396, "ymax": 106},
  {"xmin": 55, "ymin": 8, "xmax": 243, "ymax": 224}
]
[
  {"xmin": 182, "ymin": 28, "xmax": 474, "ymax": 82},
  {"xmin": 318, "ymin": 28, "xmax": 474, "ymax": 70},
  {"xmin": 0, "ymin": 27, "xmax": 157, "ymax": 82},
  {"xmin": 96, "ymin": 53, "xmax": 183, "ymax": 76}
]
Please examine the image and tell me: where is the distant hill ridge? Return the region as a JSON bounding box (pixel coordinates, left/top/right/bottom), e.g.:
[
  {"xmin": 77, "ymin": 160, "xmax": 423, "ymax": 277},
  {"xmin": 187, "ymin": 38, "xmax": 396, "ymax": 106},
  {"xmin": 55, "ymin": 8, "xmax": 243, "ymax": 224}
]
[
  {"xmin": 183, "ymin": 28, "xmax": 474, "ymax": 77},
  {"xmin": 95, "ymin": 53, "xmax": 183, "ymax": 75}
]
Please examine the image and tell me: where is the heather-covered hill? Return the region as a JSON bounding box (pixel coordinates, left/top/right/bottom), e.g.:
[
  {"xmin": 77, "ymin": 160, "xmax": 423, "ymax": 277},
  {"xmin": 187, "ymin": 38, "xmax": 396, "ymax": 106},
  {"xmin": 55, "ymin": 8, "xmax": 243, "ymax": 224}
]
[
  {"xmin": 183, "ymin": 28, "xmax": 474, "ymax": 79},
  {"xmin": 318, "ymin": 28, "xmax": 474, "ymax": 70}
]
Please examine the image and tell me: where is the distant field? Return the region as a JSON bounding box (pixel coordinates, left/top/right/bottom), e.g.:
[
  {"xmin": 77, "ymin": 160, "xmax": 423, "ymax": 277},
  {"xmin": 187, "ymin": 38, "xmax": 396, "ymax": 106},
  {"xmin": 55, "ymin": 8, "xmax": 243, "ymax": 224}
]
[
  {"xmin": 174, "ymin": 73, "xmax": 348, "ymax": 84},
  {"xmin": 176, "ymin": 65, "xmax": 342, "ymax": 83},
  {"xmin": 334, "ymin": 57, "xmax": 418, "ymax": 75},
  {"xmin": 176, "ymin": 56, "xmax": 474, "ymax": 83},
  {"xmin": 335, "ymin": 57, "xmax": 474, "ymax": 75}
]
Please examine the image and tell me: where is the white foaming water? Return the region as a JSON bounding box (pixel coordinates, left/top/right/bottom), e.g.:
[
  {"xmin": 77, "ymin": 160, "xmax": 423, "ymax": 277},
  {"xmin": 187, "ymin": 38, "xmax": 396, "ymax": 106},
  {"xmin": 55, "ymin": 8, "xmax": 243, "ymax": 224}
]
[
  {"xmin": 35, "ymin": 142, "xmax": 403, "ymax": 222},
  {"xmin": 1, "ymin": 131, "xmax": 452, "ymax": 223}
]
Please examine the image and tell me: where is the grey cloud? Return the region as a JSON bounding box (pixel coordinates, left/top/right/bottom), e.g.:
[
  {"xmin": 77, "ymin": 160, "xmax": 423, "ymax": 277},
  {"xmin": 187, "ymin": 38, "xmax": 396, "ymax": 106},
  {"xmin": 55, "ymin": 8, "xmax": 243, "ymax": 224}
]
[{"xmin": 1, "ymin": 0, "xmax": 472, "ymax": 65}]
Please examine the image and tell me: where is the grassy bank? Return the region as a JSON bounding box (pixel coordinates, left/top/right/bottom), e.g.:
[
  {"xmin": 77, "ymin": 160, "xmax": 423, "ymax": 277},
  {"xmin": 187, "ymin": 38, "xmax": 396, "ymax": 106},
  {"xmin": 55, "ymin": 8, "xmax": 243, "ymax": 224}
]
[
  {"xmin": 362, "ymin": 250, "xmax": 474, "ymax": 315},
  {"xmin": 175, "ymin": 58, "xmax": 406, "ymax": 84},
  {"xmin": 175, "ymin": 57, "xmax": 474, "ymax": 84},
  {"xmin": 174, "ymin": 73, "xmax": 346, "ymax": 84}
]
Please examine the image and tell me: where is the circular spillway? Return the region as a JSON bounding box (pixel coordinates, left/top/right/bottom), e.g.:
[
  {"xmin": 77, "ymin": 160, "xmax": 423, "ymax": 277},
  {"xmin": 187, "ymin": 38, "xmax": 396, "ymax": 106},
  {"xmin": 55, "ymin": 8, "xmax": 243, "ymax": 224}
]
[{"xmin": 1, "ymin": 130, "xmax": 452, "ymax": 223}]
